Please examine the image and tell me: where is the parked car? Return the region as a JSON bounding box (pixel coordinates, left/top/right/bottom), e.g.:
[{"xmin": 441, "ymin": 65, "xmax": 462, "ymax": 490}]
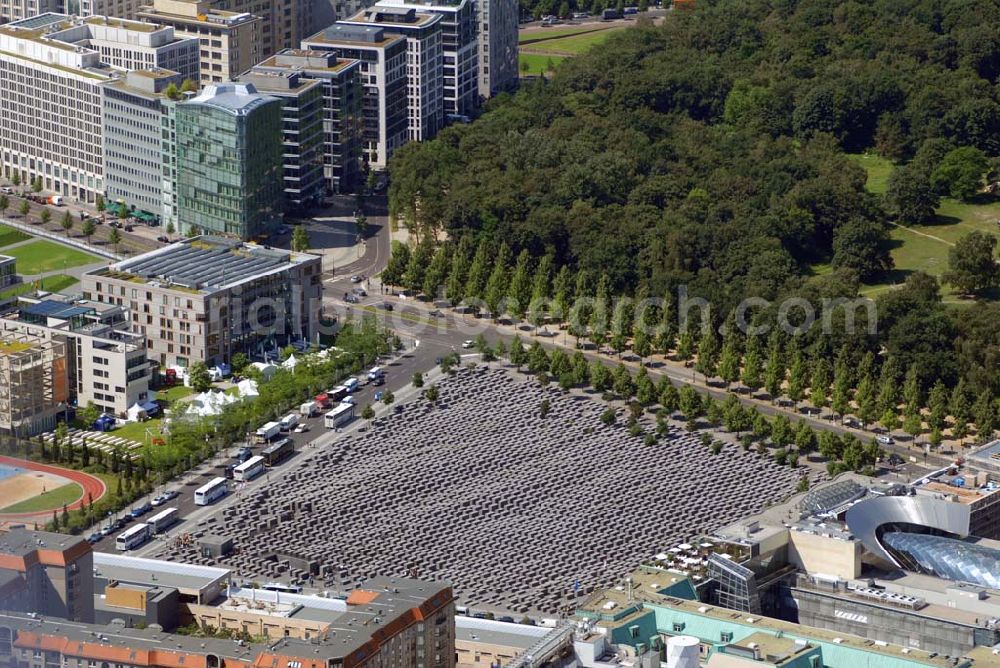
[
  {"xmin": 345, "ymin": 294, "xmax": 360, "ymax": 304},
  {"xmin": 293, "ymin": 423, "xmax": 309, "ymax": 434},
  {"xmin": 236, "ymin": 446, "xmax": 253, "ymax": 462},
  {"xmin": 157, "ymin": 235, "xmax": 170, "ymax": 243},
  {"xmin": 876, "ymin": 434, "xmax": 895, "ymax": 445},
  {"xmin": 162, "ymin": 489, "xmax": 180, "ymax": 501},
  {"xmin": 87, "ymin": 533, "xmax": 102, "ymax": 544},
  {"xmin": 462, "ymin": 339, "xmax": 474, "ymax": 349},
  {"xmin": 151, "ymin": 494, "xmax": 167, "ymax": 506}
]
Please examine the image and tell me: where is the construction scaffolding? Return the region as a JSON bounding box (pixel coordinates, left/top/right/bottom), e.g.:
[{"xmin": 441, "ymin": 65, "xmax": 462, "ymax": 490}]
[{"xmin": 0, "ymin": 332, "xmax": 67, "ymax": 437}]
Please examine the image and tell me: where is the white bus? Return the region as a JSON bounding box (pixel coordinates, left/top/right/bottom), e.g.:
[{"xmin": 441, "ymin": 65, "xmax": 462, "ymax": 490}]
[
  {"xmin": 116, "ymin": 523, "xmax": 151, "ymax": 551},
  {"xmin": 324, "ymin": 403, "xmax": 354, "ymax": 429},
  {"xmin": 232, "ymin": 455, "xmax": 265, "ymax": 482},
  {"xmin": 194, "ymin": 477, "xmax": 228, "ymax": 505},
  {"xmin": 147, "ymin": 507, "xmax": 179, "ymax": 534}
]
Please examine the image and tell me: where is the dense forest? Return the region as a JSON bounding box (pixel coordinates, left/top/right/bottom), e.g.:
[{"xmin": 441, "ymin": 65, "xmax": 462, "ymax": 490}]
[{"xmin": 386, "ymin": 0, "xmax": 1000, "ymax": 435}]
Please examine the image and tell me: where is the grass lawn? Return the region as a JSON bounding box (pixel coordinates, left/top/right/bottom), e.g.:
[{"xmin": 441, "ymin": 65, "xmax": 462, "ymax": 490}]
[
  {"xmin": 519, "ymin": 52, "xmax": 566, "ymax": 76},
  {"xmin": 523, "ymin": 27, "xmax": 624, "ymax": 54},
  {"xmin": 4, "ymin": 240, "xmax": 100, "ymax": 275},
  {"xmin": 0, "ymin": 224, "xmax": 29, "ymax": 249},
  {"xmin": 112, "ymin": 418, "xmax": 163, "ymax": 445},
  {"xmin": 158, "ymin": 385, "xmax": 194, "ymax": 403},
  {"xmin": 0, "ymin": 274, "xmax": 77, "ymax": 299},
  {"xmin": 518, "ymin": 25, "xmax": 615, "ymax": 44},
  {"xmin": 847, "ymin": 153, "xmax": 894, "ymax": 195},
  {"xmin": 849, "ymin": 152, "xmax": 1000, "ymax": 299},
  {"xmin": 0, "ymin": 482, "xmax": 82, "ymax": 513}
]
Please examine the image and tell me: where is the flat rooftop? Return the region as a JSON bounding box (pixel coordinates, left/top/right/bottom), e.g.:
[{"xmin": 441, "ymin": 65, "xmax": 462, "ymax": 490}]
[
  {"xmin": 92, "ymin": 236, "xmax": 318, "ymax": 294},
  {"xmin": 93, "ymin": 552, "xmax": 230, "ymax": 596},
  {"xmin": 0, "ymin": 529, "xmax": 86, "ymax": 559},
  {"xmin": 343, "ymin": 7, "xmax": 441, "ymax": 27},
  {"xmin": 304, "ymin": 24, "xmax": 406, "ymax": 48},
  {"xmin": 729, "ymin": 632, "xmax": 814, "ymax": 665}
]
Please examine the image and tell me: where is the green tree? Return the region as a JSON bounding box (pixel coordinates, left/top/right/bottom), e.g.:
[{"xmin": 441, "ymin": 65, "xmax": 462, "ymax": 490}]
[
  {"xmin": 612, "ymin": 363, "xmax": 634, "ymax": 398},
  {"xmin": 741, "ymin": 335, "xmax": 763, "ymax": 392},
  {"xmin": 590, "ymin": 361, "xmax": 611, "ymax": 392},
  {"xmin": 80, "ymin": 402, "xmax": 100, "ymax": 427},
  {"xmin": 187, "ymin": 361, "xmax": 211, "ymax": 392},
  {"xmin": 974, "ymin": 391, "xmax": 997, "ymax": 442},
  {"xmin": 551, "ymin": 265, "xmax": 573, "ymax": 323},
  {"xmin": 0, "ymin": 195, "xmax": 8, "ymax": 217},
  {"xmin": 381, "ymin": 390, "xmax": 395, "ymax": 407},
  {"xmin": 291, "ymin": 225, "xmax": 310, "ymax": 252},
  {"xmin": 943, "ymin": 231, "xmax": 1000, "ymax": 295},
  {"xmin": 930, "ymin": 147, "xmax": 989, "ymax": 201},
  {"xmin": 463, "ymin": 238, "xmax": 491, "ymax": 300},
  {"xmin": 676, "ymin": 323, "xmax": 695, "ymax": 362},
  {"xmin": 886, "ymin": 163, "xmax": 939, "ymax": 225},
  {"xmin": 951, "ymin": 379, "xmax": 972, "ymax": 436},
  {"xmin": 381, "ymin": 240, "xmax": 411, "ymax": 288},
  {"xmin": 809, "ymin": 359, "xmax": 831, "ymax": 412},
  {"xmin": 31, "ymin": 177, "xmax": 42, "ymax": 193},
  {"xmin": 108, "ymin": 227, "xmax": 122, "ymax": 254},
  {"xmin": 764, "ymin": 331, "xmax": 785, "ymax": 400},
  {"xmin": 655, "ymin": 298, "xmax": 676, "ymax": 355},
  {"xmin": 880, "ymin": 407, "xmax": 899, "ymax": 433},
  {"xmin": 446, "ymin": 236, "xmax": 473, "ymax": 305},
  {"xmin": 904, "ymin": 412, "xmax": 923, "ymax": 442},
  {"xmin": 10, "ymin": 172, "xmax": 20, "ymax": 188},
  {"xmin": 679, "ymin": 385, "xmax": 702, "ymax": 421},
  {"xmin": 40, "ymin": 209, "xmax": 51, "ymax": 226},
  {"xmin": 411, "ymin": 371, "xmax": 424, "ymax": 388},
  {"xmin": 17, "ymin": 200, "xmax": 28, "ymax": 218},
  {"xmin": 589, "ymin": 273, "xmax": 612, "ymax": 348},
  {"xmin": 423, "ymin": 242, "xmax": 451, "ymax": 298},
  {"xmin": 717, "ymin": 331, "xmax": 741, "ymax": 389},
  {"xmin": 402, "ymin": 237, "xmax": 434, "ymax": 292},
  {"xmin": 484, "ymin": 242, "xmax": 512, "ymax": 317},
  {"xmin": 507, "ymin": 249, "xmax": 534, "ymax": 319},
  {"xmin": 95, "ymin": 194, "xmax": 105, "ymax": 215},
  {"xmin": 855, "ymin": 373, "xmax": 877, "ymax": 427},
  {"xmin": 636, "ymin": 367, "xmax": 655, "ymax": 405},
  {"xmin": 60, "ymin": 211, "xmax": 73, "ymax": 236},
  {"xmin": 509, "ymin": 335, "xmax": 526, "ymax": 369},
  {"xmin": 787, "ymin": 350, "xmax": 808, "ymax": 407},
  {"xmin": 361, "ymin": 403, "xmax": 375, "ymax": 421},
  {"xmin": 695, "ymin": 326, "xmax": 720, "ymax": 379},
  {"xmin": 81, "ymin": 218, "xmax": 96, "ymax": 245}
]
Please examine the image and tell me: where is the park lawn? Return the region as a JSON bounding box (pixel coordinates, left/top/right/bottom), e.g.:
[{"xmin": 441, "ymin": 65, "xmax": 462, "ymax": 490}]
[
  {"xmin": 0, "ymin": 224, "xmax": 29, "ymax": 249},
  {"xmin": 0, "ymin": 274, "xmax": 77, "ymax": 299},
  {"xmin": 847, "ymin": 153, "xmax": 894, "ymax": 195},
  {"xmin": 112, "ymin": 418, "xmax": 163, "ymax": 445},
  {"xmin": 158, "ymin": 385, "xmax": 194, "ymax": 404},
  {"xmin": 4, "ymin": 240, "xmax": 100, "ymax": 274},
  {"xmin": 519, "ymin": 25, "xmax": 614, "ymax": 44},
  {"xmin": 0, "ymin": 482, "xmax": 82, "ymax": 513},
  {"xmin": 524, "ymin": 27, "xmax": 624, "ymax": 54},
  {"xmin": 519, "ymin": 53, "xmax": 566, "ymax": 76}
]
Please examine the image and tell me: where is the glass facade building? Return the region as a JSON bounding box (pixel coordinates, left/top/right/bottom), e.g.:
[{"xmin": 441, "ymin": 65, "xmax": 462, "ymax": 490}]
[{"xmin": 175, "ymin": 83, "xmax": 285, "ymax": 240}]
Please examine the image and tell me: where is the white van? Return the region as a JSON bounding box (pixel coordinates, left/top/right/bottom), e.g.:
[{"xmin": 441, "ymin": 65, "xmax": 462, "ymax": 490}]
[
  {"xmin": 279, "ymin": 413, "xmax": 299, "ymax": 432},
  {"xmin": 344, "ymin": 377, "xmax": 359, "ymax": 393}
]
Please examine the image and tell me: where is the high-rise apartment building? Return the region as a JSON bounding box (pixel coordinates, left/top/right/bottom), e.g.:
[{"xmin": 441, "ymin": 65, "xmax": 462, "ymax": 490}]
[
  {"xmin": 0, "ymin": 0, "xmax": 58, "ymax": 25},
  {"xmin": 237, "ymin": 66, "xmax": 327, "ymax": 209},
  {"xmin": 246, "ymin": 50, "xmax": 364, "ymax": 195},
  {"xmin": 477, "ymin": 0, "xmax": 516, "ymax": 98},
  {"xmin": 375, "ymin": 0, "xmax": 477, "ymax": 117},
  {"xmin": 215, "ymin": 0, "xmax": 312, "ymax": 58},
  {"xmin": 0, "ymin": 530, "xmax": 94, "ymax": 623},
  {"xmin": 340, "ymin": 5, "xmax": 443, "ymax": 141},
  {"xmin": 0, "ymin": 14, "xmax": 114, "ymax": 204},
  {"xmin": 174, "ymin": 83, "xmax": 285, "ymax": 239},
  {"xmin": 102, "ymin": 69, "xmax": 184, "ymax": 219},
  {"xmin": 136, "ymin": 0, "xmax": 263, "ymax": 84},
  {"xmin": 2, "ymin": 296, "xmax": 152, "ymax": 418},
  {"xmin": 82, "ymin": 236, "xmax": 323, "ymax": 368},
  {"xmin": 303, "ymin": 24, "xmax": 408, "ymax": 169}
]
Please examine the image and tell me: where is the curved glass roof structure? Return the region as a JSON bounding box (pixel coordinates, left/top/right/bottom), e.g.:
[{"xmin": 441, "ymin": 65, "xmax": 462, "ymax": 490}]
[
  {"xmin": 800, "ymin": 480, "xmax": 866, "ymax": 515},
  {"xmin": 882, "ymin": 533, "xmax": 1000, "ymax": 590},
  {"xmin": 845, "ymin": 495, "xmax": 971, "ymax": 566}
]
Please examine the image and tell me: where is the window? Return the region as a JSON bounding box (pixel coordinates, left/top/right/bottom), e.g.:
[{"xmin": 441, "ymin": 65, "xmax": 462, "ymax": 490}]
[
  {"xmin": 629, "ymin": 626, "xmax": 640, "ymax": 639},
  {"xmin": 721, "ymin": 632, "xmax": 733, "ymax": 643},
  {"xmin": 673, "ymin": 622, "xmax": 685, "ymax": 633}
]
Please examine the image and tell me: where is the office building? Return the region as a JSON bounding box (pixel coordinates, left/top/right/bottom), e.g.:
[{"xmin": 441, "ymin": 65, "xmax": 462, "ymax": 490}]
[
  {"xmin": 0, "ymin": 14, "xmax": 115, "ymax": 204},
  {"xmin": 236, "ymin": 66, "xmax": 327, "ymax": 208},
  {"xmin": 0, "ymin": 329, "xmax": 67, "ymax": 436},
  {"xmin": 303, "ymin": 24, "xmax": 407, "ymax": 169},
  {"xmin": 102, "ymin": 69, "xmax": 184, "ymax": 219},
  {"xmin": 63, "ymin": 15, "xmax": 200, "ymax": 82},
  {"xmin": 0, "ymin": 573, "xmax": 453, "ymax": 668},
  {"xmin": 340, "ymin": 5, "xmax": 443, "ymax": 141},
  {"xmin": 0, "ymin": 529, "xmax": 94, "ymax": 623},
  {"xmin": 78, "ymin": 0, "xmax": 145, "ymax": 21},
  {"xmin": 375, "ymin": 0, "xmax": 477, "ymax": 118},
  {"xmin": 215, "ymin": 0, "xmax": 312, "ymax": 58},
  {"xmin": 0, "ymin": 0, "xmax": 58, "ymax": 25},
  {"xmin": 82, "ymin": 236, "xmax": 322, "ymax": 368},
  {"xmin": 476, "ymin": 0, "xmax": 517, "ymax": 99},
  {"xmin": 0, "ymin": 256, "xmax": 15, "ymax": 291},
  {"xmin": 245, "ymin": 50, "xmax": 363, "ymax": 194},
  {"xmin": 1, "ymin": 296, "xmax": 151, "ymax": 418},
  {"xmin": 136, "ymin": 0, "xmax": 263, "ymax": 84},
  {"xmin": 174, "ymin": 83, "xmax": 285, "ymax": 239}
]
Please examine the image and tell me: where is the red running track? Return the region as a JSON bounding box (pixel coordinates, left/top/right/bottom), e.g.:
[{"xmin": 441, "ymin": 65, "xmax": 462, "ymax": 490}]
[{"xmin": 0, "ymin": 456, "xmax": 106, "ymax": 517}]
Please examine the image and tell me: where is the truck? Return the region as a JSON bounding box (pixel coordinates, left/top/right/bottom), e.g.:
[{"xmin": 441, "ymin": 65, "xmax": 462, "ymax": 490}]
[
  {"xmin": 254, "ymin": 421, "xmax": 281, "ymax": 443},
  {"xmin": 47, "ymin": 195, "xmax": 64, "ymax": 206},
  {"xmin": 300, "ymin": 400, "xmax": 318, "ymax": 417},
  {"xmin": 279, "ymin": 413, "xmax": 298, "ymax": 432}
]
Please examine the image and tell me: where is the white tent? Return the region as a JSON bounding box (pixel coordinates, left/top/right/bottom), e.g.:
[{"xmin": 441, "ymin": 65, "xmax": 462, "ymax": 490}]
[
  {"xmin": 282, "ymin": 354, "xmax": 298, "ymax": 370},
  {"xmin": 185, "ymin": 390, "xmax": 237, "ymax": 417},
  {"xmin": 250, "ymin": 362, "xmax": 278, "ymax": 381},
  {"xmin": 126, "ymin": 403, "xmax": 148, "ymax": 422},
  {"xmin": 236, "ymin": 378, "xmax": 259, "ymax": 398}
]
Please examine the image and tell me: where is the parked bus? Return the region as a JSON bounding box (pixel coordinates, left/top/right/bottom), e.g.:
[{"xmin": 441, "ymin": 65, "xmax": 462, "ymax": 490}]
[
  {"xmin": 147, "ymin": 507, "xmax": 179, "ymax": 534},
  {"xmin": 261, "ymin": 582, "xmax": 303, "ymax": 594},
  {"xmin": 262, "ymin": 438, "xmax": 294, "ymax": 466},
  {"xmin": 116, "ymin": 523, "xmax": 151, "ymax": 551},
  {"xmin": 324, "ymin": 403, "xmax": 354, "ymax": 428},
  {"xmin": 194, "ymin": 477, "xmax": 228, "ymax": 505},
  {"xmin": 232, "ymin": 455, "xmax": 265, "ymax": 482}
]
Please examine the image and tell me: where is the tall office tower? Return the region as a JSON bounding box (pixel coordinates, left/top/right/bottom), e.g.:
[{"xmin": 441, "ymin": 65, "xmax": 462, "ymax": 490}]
[
  {"xmin": 0, "ymin": 14, "xmax": 113, "ymax": 203},
  {"xmin": 477, "ymin": 0, "xmax": 517, "ymax": 98},
  {"xmin": 237, "ymin": 65, "xmax": 327, "ymax": 208},
  {"xmin": 375, "ymin": 0, "xmax": 477, "ymax": 117},
  {"xmin": 339, "ymin": 5, "xmax": 443, "ymax": 141},
  {"xmin": 136, "ymin": 0, "xmax": 263, "ymax": 84},
  {"xmin": 174, "ymin": 83, "xmax": 285, "ymax": 239},
  {"xmin": 248, "ymin": 50, "xmax": 364, "ymax": 194},
  {"xmin": 102, "ymin": 69, "xmax": 185, "ymax": 219},
  {"xmin": 303, "ymin": 24, "xmax": 408, "ymax": 169},
  {"xmin": 216, "ymin": 0, "xmax": 313, "ymax": 58}
]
